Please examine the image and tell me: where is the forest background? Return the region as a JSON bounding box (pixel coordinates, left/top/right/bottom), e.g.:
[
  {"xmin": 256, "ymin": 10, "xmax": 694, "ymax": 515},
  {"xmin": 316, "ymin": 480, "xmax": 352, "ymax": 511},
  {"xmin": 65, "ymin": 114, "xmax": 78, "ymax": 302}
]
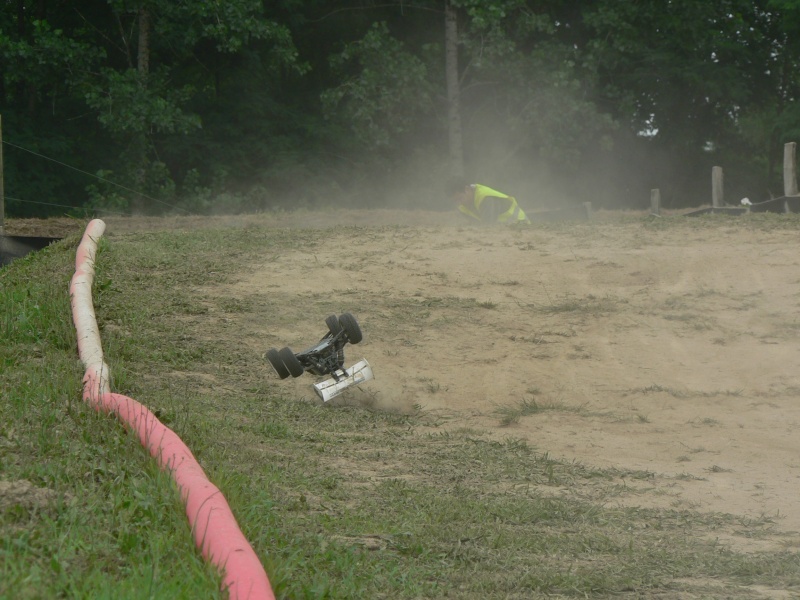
[{"xmin": 2, "ymin": 0, "xmax": 800, "ymax": 218}]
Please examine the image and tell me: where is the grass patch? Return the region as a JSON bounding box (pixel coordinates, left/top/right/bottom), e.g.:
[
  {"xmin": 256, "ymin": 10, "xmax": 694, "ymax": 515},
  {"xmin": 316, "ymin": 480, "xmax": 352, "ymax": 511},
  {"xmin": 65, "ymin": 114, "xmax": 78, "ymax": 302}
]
[
  {"xmin": 1, "ymin": 234, "xmax": 222, "ymax": 598},
  {"xmin": 626, "ymin": 385, "xmax": 744, "ymax": 399},
  {"xmin": 4, "ymin": 219, "xmax": 800, "ymax": 598},
  {"xmin": 495, "ymin": 397, "xmax": 583, "ymax": 427},
  {"xmin": 538, "ymin": 293, "xmax": 622, "ymax": 315}
]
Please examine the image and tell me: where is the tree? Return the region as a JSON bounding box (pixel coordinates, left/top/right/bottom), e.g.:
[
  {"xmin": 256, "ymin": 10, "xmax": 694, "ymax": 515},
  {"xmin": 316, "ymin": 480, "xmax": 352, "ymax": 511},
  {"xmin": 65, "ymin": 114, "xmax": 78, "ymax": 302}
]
[
  {"xmin": 80, "ymin": 0, "xmax": 302, "ymax": 213},
  {"xmin": 0, "ymin": 6, "xmax": 107, "ymax": 217},
  {"xmin": 316, "ymin": 1, "xmax": 616, "ymax": 207},
  {"xmin": 582, "ymin": 0, "xmax": 797, "ymax": 205},
  {"xmin": 447, "ymin": 0, "xmax": 616, "ymax": 204},
  {"xmin": 0, "ymin": 0, "xmax": 303, "ymax": 215},
  {"xmin": 445, "ymin": 0, "xmax": 464, "ymax": 179},
  {"xmin": 6, "ymin": 0, "xmax": 800, "ymax": 216}
]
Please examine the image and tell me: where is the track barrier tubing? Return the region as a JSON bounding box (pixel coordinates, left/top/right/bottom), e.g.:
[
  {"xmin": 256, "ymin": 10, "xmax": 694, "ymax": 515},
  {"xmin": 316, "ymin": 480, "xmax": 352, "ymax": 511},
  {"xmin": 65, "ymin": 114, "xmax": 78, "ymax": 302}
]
[{"xmin": 70, "ymin": 219, "xmax": 275, "ymax": 600}]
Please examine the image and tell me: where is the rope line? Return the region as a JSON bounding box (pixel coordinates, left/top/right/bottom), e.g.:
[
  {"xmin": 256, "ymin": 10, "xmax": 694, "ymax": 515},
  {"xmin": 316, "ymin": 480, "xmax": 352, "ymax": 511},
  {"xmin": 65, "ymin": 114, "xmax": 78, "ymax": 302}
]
[
  {"xmin": 2, "ymin": 194, "xmax": 127, "ymax": 216},
  {"xmin": 2, "ymin": 139, "xmax": 190, "ymax": 214}
]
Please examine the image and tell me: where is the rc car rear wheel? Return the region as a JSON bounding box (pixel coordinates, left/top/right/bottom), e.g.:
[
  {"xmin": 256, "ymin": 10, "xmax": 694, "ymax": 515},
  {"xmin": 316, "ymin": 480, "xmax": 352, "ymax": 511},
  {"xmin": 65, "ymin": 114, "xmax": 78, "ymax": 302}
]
[
  {"xmin": 266, "ymin": 348, "xmax": 290, "ymax": 379},
  {"xmin": 325, "ymin": 314, "xmax": 343, "ymax": 335},
  {"xmin": 279, "ymin": 347, "xmax": 305, "ymax": 377},
  {"xmin": 338, "ymin": 313, "xmax": 362, "ymax": 344}
]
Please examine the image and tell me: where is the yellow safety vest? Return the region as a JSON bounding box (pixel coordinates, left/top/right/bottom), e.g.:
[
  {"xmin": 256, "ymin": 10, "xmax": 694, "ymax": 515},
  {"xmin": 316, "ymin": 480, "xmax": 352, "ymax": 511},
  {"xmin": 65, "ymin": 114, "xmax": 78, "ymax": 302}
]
[{"xmin": 459, "ymin": 184, "xmax": 529, "ymax": 224}]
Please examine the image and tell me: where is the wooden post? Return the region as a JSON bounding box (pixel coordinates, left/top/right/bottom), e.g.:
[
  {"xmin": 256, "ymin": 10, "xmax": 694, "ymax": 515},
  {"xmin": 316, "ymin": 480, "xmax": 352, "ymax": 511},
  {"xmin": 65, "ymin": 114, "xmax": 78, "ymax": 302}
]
[
  {"xmin": 444, "ymin": 0, "xmax": 464, "ymax": 179},
  {"xmin": 0, "ymin": 114, "xmax": 4, "ymax": 234},
  {"xmin": 650, "ymin": 188, "xmax": 661, "ymax": 215},
  {"xmin": 784, "ymin": 142, "xmax": 798, "ymax": 197},
  {"xmin": 712, "ymin": 166, "xmax": 723, "ymax": 208}
]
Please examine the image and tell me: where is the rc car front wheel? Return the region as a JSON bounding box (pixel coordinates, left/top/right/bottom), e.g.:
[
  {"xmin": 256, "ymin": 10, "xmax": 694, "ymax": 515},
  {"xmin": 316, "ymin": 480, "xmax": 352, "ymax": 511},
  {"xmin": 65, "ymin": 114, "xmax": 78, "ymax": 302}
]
[
  {"xmin": 338, "ymin": 313, "xmax": 362, "ymax": 344},
  {"xmin": 266, "ymin": 348, "xmax": 290, "ymax": 379},
  {"xmin": 279, "ymin": 347, "xmax": 305, "ymax": 377},
  {"xmin": 325, "ymin": 314, "xmax": 343, "ymax": 335}
]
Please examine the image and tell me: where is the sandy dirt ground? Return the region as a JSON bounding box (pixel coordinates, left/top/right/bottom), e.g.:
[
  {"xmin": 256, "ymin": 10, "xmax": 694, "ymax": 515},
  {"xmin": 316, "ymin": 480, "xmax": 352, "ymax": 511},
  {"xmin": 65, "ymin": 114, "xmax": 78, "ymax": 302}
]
[
  {"xmin": 8, "ymin": 211, "xmax": 800, "ymax": 545},
  {"xmin": 207, "ymin": 210, "xmax": 800, "ymax": 544}
]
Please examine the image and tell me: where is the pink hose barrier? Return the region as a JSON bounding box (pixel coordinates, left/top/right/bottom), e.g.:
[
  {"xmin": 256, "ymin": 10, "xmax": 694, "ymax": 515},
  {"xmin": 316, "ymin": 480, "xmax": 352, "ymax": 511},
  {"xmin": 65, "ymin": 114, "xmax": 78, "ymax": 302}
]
[{"xmin": 70, "ymin": 219, "xmax": 275, "ymax": 600}]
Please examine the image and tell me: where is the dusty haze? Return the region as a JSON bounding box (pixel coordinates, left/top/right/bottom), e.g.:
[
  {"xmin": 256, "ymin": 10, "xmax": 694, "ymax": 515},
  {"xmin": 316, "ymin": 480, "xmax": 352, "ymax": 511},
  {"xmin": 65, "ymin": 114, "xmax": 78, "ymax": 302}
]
[{"xmin": 8, "ymin": 210, "xmax": 800, "ymax": 552}]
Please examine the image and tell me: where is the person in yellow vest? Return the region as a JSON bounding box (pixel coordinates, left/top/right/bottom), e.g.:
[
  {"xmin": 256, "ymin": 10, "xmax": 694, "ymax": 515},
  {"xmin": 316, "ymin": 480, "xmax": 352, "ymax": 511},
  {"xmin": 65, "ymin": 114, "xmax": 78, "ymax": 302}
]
[{"xmin": 449, "ymin": 181, "xmax": 530, "ymax": 224}]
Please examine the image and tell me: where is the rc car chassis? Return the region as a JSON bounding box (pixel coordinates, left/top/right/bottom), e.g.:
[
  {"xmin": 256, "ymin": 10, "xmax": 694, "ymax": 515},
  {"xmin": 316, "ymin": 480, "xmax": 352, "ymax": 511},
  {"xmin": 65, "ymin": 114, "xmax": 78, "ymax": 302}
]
[{"xmin": 266, "ymin": 313, "xmax": 374, "ymax": 401}]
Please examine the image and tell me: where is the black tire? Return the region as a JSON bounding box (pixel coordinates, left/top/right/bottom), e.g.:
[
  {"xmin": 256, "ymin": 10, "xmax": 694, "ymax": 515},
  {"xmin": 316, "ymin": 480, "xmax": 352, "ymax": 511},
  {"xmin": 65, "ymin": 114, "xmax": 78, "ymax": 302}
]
[
  {"xmin": 338, "ymin": 313, "xmax": 362, "ymax": 344},
  {"xmin": 279, "ymin": 347, "xmax": 305, "ymax": 377},
  {"xmin": 325, "ymin": 314, "xmax": 343, "ymax": 335},
  {"xmin": 266, "ymin": 348, "xmax": 290, "ymax": 379}
]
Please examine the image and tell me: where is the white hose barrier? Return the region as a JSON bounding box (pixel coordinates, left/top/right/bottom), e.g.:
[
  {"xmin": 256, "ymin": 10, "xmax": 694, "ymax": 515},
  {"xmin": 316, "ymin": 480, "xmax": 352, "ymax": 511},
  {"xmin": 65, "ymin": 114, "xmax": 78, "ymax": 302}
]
[{"xmin": 70, "ymin": 219, "xmax": 275, "ymax": 600}]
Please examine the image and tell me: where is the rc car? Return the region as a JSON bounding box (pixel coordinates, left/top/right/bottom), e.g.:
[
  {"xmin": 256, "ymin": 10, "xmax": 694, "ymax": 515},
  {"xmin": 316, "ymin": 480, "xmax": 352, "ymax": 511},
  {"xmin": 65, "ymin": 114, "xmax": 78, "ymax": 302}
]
[{"xmin": 266, "ymin": 312, "xmax": 374, "ymax": 402}]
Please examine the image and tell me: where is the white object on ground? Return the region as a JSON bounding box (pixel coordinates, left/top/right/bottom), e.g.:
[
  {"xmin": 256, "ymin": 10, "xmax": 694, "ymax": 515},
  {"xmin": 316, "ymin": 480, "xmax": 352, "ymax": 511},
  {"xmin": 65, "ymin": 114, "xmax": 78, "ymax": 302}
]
[{"xmin": 314, "ymin": 359, "xmax": 374, "ymax": 402}]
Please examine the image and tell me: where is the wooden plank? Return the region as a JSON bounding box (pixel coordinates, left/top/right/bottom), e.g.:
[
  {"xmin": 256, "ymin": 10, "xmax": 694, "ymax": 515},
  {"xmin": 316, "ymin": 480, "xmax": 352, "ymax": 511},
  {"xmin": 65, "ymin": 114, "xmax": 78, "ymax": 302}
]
[
  {"xmin": 712, "ymin": 166, "xmax": 723, "ymax": 208},
  {"xmin": 784, "ymin": 142, "xmax": 798, "ymax": 197},
  {"xmin": 650, "ymin": 188, "xmax": 660, "ymax": 215}
]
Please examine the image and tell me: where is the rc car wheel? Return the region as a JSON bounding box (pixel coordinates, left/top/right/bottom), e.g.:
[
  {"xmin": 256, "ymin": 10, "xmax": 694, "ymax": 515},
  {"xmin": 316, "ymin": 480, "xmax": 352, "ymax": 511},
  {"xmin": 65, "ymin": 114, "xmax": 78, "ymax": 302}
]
[
  {"xmin": 338, "ymin": 313, "xmax": 362, "ymax": 344},
  {"xmin": 266, "ymin": 348, "xmax": 290, "ymax": 379},
  {"xmin": 325, "ymin": 314, "xmax": 343, "ymax": 335},
  {"xmin": 279, "ymin": 347, "xmax": 305, "ymax": 377}
]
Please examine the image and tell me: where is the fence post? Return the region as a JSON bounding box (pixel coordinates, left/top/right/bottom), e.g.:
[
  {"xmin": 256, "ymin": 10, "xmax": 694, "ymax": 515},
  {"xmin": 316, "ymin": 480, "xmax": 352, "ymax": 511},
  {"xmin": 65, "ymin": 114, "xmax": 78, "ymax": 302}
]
[
  {"xmin": 0, "ymin": 114, "xmax": 4, "ymax": 234},
  {"xmin": 784, "ymin": 142, "xmax": 798, "ymax": 196},
  {"xmin": 784, "ymin": 142, "xmax": 799, "ymax": 212},
  {"xmin": 650, "ymin": 188, "xmax": 661, "ymax": 216},
  {"xmin": 712, "ymin": 166, "xmax": 723, "ymax": 208}
]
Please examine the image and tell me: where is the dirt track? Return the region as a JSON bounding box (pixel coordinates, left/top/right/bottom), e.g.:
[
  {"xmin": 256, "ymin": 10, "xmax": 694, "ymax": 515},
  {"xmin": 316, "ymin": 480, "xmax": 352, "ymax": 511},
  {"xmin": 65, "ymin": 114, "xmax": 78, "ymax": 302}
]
[
  {"xmin": 203, "ymin": 211, "xmax": 800, "ymax": 543},
  {"xmin": 11, "ymin": 211, "xmax": 800, "ymax": 542}
]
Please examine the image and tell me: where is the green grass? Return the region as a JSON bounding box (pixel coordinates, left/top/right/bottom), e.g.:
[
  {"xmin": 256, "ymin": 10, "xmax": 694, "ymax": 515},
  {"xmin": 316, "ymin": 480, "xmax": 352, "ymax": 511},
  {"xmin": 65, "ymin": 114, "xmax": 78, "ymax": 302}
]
[
  {"xmin": 538, "ymin": 293, "xmax": 621, "ymax": 315},
  {"xmin": 3, "ymin": 216, "xmax": 800, "ymax": 599},
  {"xmin": 494, "ymin": 397, "xmax": 582, "ymax": 427},
  {"xmin": 625, "ymin": 384, "xmax": 744, "ymax": 399},
  {"xmin": 1, "ymin": 234, "xmax": 223, "ymax": 598}
]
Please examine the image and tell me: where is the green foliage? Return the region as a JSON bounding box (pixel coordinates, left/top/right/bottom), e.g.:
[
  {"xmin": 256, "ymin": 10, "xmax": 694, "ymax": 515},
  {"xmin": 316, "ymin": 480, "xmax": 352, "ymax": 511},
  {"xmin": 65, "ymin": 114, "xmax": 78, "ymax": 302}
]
[
  {"xmin": 0, "ymin": 239, "xmax": 224, "ymax": 596},
  {"xmin": 322, "ymin": 22, "xmax": 434, "ymax": 149},
  {"xmin": 0, "ymin": 18, "xmax": 104, "ymax": 93},
  {"xmin": 154, "ymin": 0, "xmax": 302, "ymax": 61},
  {"xmin": 83, "ymin": 69, "xmax": 200, "ymax": 136},
  {"xmin": 581, "ymin": 0, "xmax": 792, "ymax": 203},
  {"xmin": 5, "ymin": 0, "xmax": 800, "ymax": 213}
]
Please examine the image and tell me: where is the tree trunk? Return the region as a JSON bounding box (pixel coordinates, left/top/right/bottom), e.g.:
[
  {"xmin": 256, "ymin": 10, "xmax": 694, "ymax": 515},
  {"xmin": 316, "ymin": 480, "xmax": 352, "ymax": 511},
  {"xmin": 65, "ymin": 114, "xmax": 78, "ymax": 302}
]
[
  {"xmin": 137, "ymin": 6, "xmax": 150, "ymax": 76},
  {"xmin": 1, "ymin": 114, "xmax": 5, "ymax": 233},
  {"xmin": 16, "ymin": 0, "xmax": 35, "ymax": 116},
  {"xmin": 445, "ymin": 0, "xmax": 464, "ymax": 180},
  {"xmin": 131, "ymin": 6, "xmax": 151, "ymax": 214}
]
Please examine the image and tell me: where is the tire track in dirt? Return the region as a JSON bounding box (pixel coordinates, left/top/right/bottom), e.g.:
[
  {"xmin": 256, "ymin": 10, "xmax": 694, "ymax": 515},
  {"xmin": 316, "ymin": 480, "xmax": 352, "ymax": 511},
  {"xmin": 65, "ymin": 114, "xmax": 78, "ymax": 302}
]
[{"xmin": 212, "ymin": 218, "xmax": 800, "ymax": 543}]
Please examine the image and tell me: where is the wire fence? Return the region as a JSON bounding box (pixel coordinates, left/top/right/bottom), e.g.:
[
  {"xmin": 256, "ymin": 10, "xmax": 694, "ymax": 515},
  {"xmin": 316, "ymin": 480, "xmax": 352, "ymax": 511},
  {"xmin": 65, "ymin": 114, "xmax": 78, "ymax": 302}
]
[
  {"xmin": 1, "ymin": 138, "xmax": 190, "ymax": 216},
  {"xmin": 2, "ymin": 193, "xmax": 128, "ymax": 217}
]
